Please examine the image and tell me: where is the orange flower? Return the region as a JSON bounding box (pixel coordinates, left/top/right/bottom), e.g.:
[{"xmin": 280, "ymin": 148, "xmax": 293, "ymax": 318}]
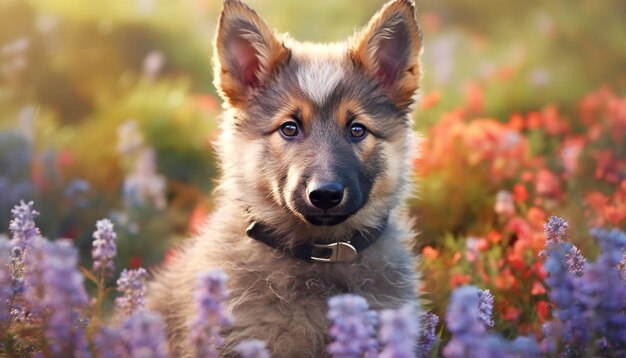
[
  {"xmin": 420, "ymin": 90, "xmax": 442, "ymax": 110},
  {"xmin": 464, "ymin": 82, "xmax": 484, "ymax": 114},
  {"xmin": 508, "ymin": 113, "xmax": 525, "ymax": 131},
  {"xmin": 527, "ymin": 207, "xmax": 546, "ymax": 231},
  {"xmin": 502, "ymin": 305, "xmax": 521, "ymax": 321},
  {"xmin": 541, "ymin": 105, "xmax": 570, "ymax": 135},
  {"xmin": 513, "ymin": 184, "xmax": 528, "ymax": 204},
  {"xmin": 526, "ymin": 111, "xmax": 542, "ymax": 130},
  {"xmin": 422, "ymin": 246, "xmax": 439, "ymax": 259},
  {"xmin": 486, "ymin": 230, "xmax": 502, "ymax": 244},
  {"xmin": 193, "ymin": 94, "xmax": 220, "ymax": 113},
  {"xmin": 496, "ymin": 66, "xmax": 516, "ymax": 81},
  {"xmin": 495, "ymin": 268, "xmax": 516, "ymax": 290},
  {"xmin": 450, "ymin": 273, "xmax": 472, "ymax": 288},
  {"xmin": 531, "ymin": 281, "xmax": 546, "ymax": 295}
]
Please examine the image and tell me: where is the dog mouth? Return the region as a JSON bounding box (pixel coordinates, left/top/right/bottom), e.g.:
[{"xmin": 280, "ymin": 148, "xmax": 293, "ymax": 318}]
[{"xmin": 303, "ymin": 213, "xmax": 353, "ymax": 226}]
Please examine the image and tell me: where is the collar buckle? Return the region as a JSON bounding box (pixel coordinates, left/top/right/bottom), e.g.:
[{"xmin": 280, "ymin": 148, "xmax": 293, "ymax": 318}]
[{"xmin": 310, "ymin": 242, "xmax": 358, "ymax": 263}]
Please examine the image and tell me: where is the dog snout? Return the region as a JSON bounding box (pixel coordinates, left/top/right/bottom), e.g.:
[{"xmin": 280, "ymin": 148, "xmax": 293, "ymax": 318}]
[{"xmin": 307, "ymin": 180, "xmax": 345, "ymax": 210}]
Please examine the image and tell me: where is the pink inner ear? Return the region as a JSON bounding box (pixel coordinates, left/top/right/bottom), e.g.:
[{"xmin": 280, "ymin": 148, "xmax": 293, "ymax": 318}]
[
  {"xmin": 227, "ymin": 34, "xmax": 261, "ymax": 88},
  {"xmin": 373, "ymin": 25, "xmax": 409, "ymax": 87}
]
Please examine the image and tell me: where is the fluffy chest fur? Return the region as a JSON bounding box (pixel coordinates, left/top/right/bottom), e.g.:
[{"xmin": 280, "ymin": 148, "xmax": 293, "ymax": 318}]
[{"xmin": 148, "ymin": 204, "xmax": 418, "ymax": 357}]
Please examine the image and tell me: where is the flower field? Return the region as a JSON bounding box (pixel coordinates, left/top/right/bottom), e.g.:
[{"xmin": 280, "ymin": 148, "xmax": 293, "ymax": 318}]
[{"xmin": 1, "ymin": 0, "xmax": 625, "ymax": 357}]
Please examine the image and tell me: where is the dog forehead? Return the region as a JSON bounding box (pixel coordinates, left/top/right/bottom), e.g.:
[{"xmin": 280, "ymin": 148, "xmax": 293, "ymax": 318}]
[{"xmin": 290, "ymin": 42, "xmax": 349, "ymax": 106}]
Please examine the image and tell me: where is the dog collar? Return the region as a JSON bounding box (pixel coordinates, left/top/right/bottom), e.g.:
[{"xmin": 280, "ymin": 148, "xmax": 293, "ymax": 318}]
[{"xmin": 245, "ymin": 217, "xmax": 389, "ymax": 263}]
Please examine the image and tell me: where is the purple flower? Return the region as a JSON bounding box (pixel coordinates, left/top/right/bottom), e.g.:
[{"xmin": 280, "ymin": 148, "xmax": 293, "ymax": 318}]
[
  {"xmin": 511, "ymin": 336, "xmax": 541, "ymax": 356},
  {"xmin": 327, "ymin": 294, "xmax": 378, "ymax": 358},
  {"xmin": 478, "ymin": 289, "xmax": 495, "ymax": 329},
  {"xmin": 444, "ymin": 286, "xmax": 540, "ymax": 357},
  {"xmin": 566, "ymin": 244, "xmax": 586, "ymax": 277},
  {"xmin": 122, "ymin": 310, "xmax": 169, "ymax": 358},
  {"xmin": 0, "ymin": 238, "xmax": 12, "ymax": 326},
  {"xmin": 94, "ymin": 326, "xmax": 129, "ymax": 358},
  {"xmin": 542, "ymin": 238, "xmax": 584, "ymax": 343},
  {"xmin": 189, "ymin": 270, "xmax": 231, "ymax": 358},
  {"xmin": 91, "ymin": 218, "xmax": 117, "ymax": 276},
  {"xmin": 576, "ymin": 228, "xmax": 626, "ymax": 348},
  {"xmin": 544, "ymin": 216, "xmax": 568, "ymax": 243},
  {"xmin": 9, "ymin": 200, "xmax": 40, "ymax": 254},
  {"xmin": 445, "ymin": 286, "xmax": 485, "ymax": 337},
  {"xmin": 43, "ymin": 240, "xmax": 90, "ymax": 356},
  {"xmin": 379, "ymin": 304, "xmax": 419, "ymax": 358},
  {"xmin": 417, "ymin": 313, "xmax": 438, "ymax": 358},
  {"xmin": 444, "ymin": 286, "xmax": 501, "ymax": 358},
  {"xmin": 234, "ymin": 339, "xmax": 271, "ymax": 358},
  {"xmin": 21, "ymin": 236, "xmax": 47, "ymax": 318},
  {"xmin": 591, "ymin": 228, "xmax": 626, "ymax": 267},
  {"xmin": 116, "ymin": 268, "xmax": 148, "ymax": 316}
]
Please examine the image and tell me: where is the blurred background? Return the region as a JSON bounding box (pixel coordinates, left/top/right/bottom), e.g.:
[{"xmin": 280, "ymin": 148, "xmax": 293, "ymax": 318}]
[{"xmin": 1, "ymin": 0, "xmax": 625, "ymax": 341}]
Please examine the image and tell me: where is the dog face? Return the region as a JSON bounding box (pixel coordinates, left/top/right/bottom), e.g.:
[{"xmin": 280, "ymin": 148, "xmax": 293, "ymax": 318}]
[{"xmin": 214, "ymin": 0, "xmax": 422, "ymax": 228}]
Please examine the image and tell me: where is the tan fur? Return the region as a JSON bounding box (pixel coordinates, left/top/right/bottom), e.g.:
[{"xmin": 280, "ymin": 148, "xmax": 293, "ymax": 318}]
[
  {"xmin": 351, "ymin": 0, "xmax": 423, "ymax": 108},
  {"xmin": 147, "ymin": 1, "xmax": 423, "ymax": 356}
]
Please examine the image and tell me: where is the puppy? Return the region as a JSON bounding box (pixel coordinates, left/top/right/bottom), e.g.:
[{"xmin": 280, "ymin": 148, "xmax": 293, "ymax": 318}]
[{"xmin": 147, "ymin": 0, "xmax": 423, "ymax": 356}]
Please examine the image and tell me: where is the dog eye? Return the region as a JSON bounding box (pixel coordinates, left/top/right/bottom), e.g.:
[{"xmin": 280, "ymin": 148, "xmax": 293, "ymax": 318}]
[
  {"xmin": 280, "ymin": 121, "xmax": 299, "ymax": 138},
  {"xmin": 349, "ymin": 123, "xmax": 367, "ymax": 139}
]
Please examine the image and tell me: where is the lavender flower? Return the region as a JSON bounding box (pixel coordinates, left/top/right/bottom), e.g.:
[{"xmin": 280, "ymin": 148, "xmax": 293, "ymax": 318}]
[
  {"xmin": 445, "ymin": 286, "xmax": 485, "ymax": 337},
  {"xmin": 91, "ymin": 218, "xmax": 117, "ymax": 276},
  {"xmin": 478, "ymin": 289, "xmax": 495, "ymax": 328},
  {"xmin": 379, "ymin": 304, "xmax": 419, "ymax": 358},
  {"xmin": 21, "ymin": 236, "xmax": 48, "ymax": 318},
  {"xmin": 189, "ymin": 270, "xmax": 231, "ymax": 358},
  {"xmin": 444, "ymin": 286, "xmax": 501, "ymax": 358},
  {"xmin": 122, "ymin": 310, "xmax": 169, "ymax": 358},
  {"xmin": 576, "ymin": 228, "xmax": 626, "ymax": 349},
  {"xmin": 327, "ymin": 294, "xmax": 378, "ymax": 358},
  {"xmin": 417, "ymin": 313, "xmax": 439, "ymax": 358},
  {"xmin": 0, "ymin": 238, "xmax": 12, "ymax": 326},
  {"xmin": 444, "ymin": 286, "xmax": 540, "ymax": 357},
  {"xmin": 544, "ymin": 216, "xmax": 568, "ymax": 243},
  {"xmin": 116, "ymin": 268, "xmax": 148, "ymax": 316},
  {"xmin": 566, "ymin": 244, "xmax": 586, "ymax": 277},
  {"xmin": 9, "ymin": 200, "xmax": 40, "ymax": 253},
  {"xmin": 94, "ymin": 326, "xmax": 130, "ymax": 358},
  {"xmin": 42, "ymin": 240, "xmax": 90, "ymax": 356},
  {"xmin": 542, "ymin": 235, "xmax": 583, "ymax": 344},
  {"xmin": 234, "ymin": 339, "xmax": 271, "ymax": 358},
  {"xmin": 591, "ymin": 228, "xmax": 626, "ymax": 267}
]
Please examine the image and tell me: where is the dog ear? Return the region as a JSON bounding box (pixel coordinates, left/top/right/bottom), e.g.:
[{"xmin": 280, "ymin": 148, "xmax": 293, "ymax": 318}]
[
  {"xmin": 351, "ymin": 0, "xmax": 422, "ymax": 109},
  {"xmin": 213, "ymin": 0, "xmax": 290, "ymax": 107}
]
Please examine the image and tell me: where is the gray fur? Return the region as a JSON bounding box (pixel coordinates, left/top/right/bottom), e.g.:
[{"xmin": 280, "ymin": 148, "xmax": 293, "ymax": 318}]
[{"xmin": 147, "ymin": 0, "xmax": 422, "ymax": 356}]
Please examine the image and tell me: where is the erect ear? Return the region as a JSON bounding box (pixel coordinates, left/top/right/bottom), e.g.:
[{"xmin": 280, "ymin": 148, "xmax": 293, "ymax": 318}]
[
  {"xmin": 213, "ymin": 0, "xmax": 290, "ymax": 107},
  {"xmin": 351, "ymin": 0, "xmax": 422, "ymax": 109}
]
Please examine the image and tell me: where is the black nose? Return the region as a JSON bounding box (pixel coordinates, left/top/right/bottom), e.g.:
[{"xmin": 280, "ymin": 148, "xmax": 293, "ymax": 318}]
[{"xmin": 308, "ymin": 181, "xmax": 344, "ymax": 210}]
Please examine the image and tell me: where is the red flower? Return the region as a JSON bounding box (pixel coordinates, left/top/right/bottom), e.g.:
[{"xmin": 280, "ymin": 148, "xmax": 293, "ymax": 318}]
[
  {"xmin": 536, "ymin": 300, "xmax": 550, "ymax": 322},
  {"xmin": 450, "ymin": 273, "xmax": 471, "ymax": 288},
  {"xmin": 502, "ymin": 305, "xmax": 521, "ymax": 321},
  {"xmin": 129, "ymin": 256, "xmax": 142, "ymax": 269},
  {"xmin": 513, "ymin": 184, "xmax": 528, "ymax": 204}
]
